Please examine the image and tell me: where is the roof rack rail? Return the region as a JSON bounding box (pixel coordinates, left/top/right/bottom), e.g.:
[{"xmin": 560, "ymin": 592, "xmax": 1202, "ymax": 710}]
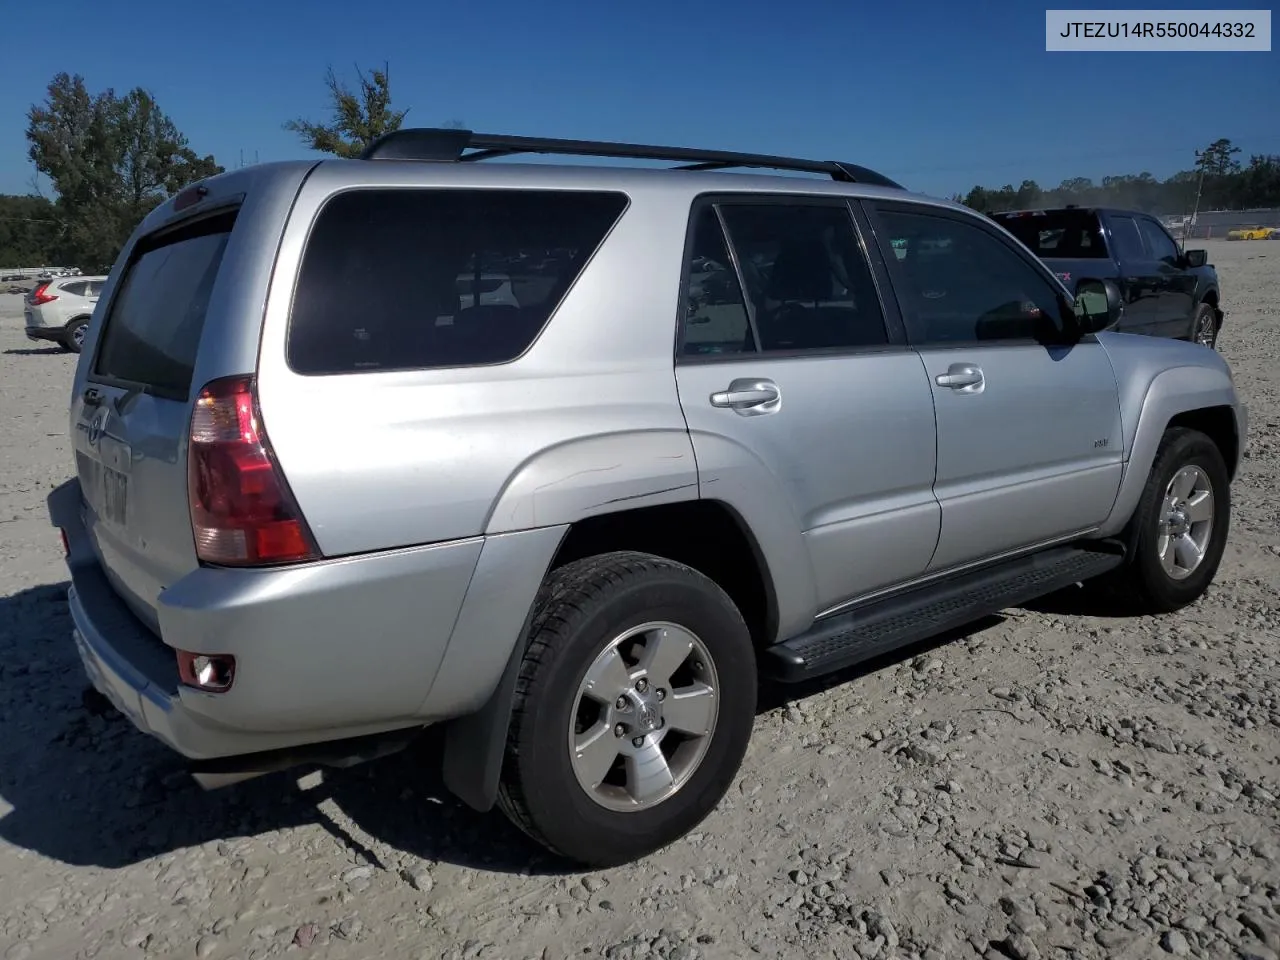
[{"xmin": 357, "ymin": 128, "xmax": 904, "ymax": 189}]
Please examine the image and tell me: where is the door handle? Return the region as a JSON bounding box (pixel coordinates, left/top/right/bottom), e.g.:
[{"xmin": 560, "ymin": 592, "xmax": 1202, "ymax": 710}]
[
  {"xmin": 709, "ymin": 378, "xmax": 780, "ymax": 412},
  {"xmin": 934, "ymin": 363, "xmax": 984, "ymax": 391}
]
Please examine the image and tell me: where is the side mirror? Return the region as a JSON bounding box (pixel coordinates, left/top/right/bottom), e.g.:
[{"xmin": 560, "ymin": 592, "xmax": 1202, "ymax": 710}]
[
  {"xmin": 1183, "ymin": 248, "xmax": 1208, "ymax": 268},
  {"xmin": 1073, "ymin": 277, "xmax": 1123, "ymax": 334}
]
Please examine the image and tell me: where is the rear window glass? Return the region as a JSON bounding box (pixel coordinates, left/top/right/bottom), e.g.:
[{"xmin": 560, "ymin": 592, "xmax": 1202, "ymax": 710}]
[
  {"xmin": 287, "ymin": 188, "xmax": 629, "ymax": 375},
  {"xmin": 92, "ymin": 209, "xmax": 237, "ymax": 398},
  {"xmin": 989, "ymin": 210, "xmax": 1108, "ymax": 259}
]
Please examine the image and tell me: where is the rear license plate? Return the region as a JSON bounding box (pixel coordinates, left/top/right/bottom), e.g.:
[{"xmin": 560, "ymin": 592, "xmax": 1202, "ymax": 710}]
[{"xmin": 100, "ymin": 465, "xmax": 129, "ymax": 526}]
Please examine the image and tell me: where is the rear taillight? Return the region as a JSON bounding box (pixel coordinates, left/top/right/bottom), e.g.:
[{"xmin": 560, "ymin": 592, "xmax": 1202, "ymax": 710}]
[
  {"xmin": 29, "ymin": 283, "xmax": 57, "ymax": 305},
  {"xmin": 187, "ymin": 376, "xmax": 319, "ymax": 566}
]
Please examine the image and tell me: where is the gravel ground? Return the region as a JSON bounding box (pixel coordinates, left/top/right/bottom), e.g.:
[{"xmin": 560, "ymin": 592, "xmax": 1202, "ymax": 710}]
[{"xmin": 0, "ymin": 239, "xmax": 1277, "ymax": 960}]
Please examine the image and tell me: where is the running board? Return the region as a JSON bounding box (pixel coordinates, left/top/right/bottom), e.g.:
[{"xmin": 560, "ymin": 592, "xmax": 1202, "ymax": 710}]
[{"xmin": 762, "ymin": 544, "xmax": 1125, "ymax": 683}]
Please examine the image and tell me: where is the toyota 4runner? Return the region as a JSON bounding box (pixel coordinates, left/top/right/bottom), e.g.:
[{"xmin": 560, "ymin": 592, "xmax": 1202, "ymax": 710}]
[{"xmin": 47, "ymin": 129, "xmax": 1248, "ymax": 868}]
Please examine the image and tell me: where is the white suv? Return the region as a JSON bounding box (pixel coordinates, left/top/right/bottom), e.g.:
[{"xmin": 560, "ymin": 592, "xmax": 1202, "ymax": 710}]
[{"xmin": 24, "ymin": 276, "xmax": 106, "ymax": 353}]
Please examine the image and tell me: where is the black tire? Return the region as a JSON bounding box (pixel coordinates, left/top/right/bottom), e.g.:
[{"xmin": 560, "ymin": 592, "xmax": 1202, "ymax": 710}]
[
  {"xmin": 1190, "ymin": 302, "xmax": 1218, "ymax": 349},
  {"xmin": 62, "ymin": 317, "xmax": 89, "ymax": 354},
  {"xmin": 1098, "ymin": 427, "xmax": 1231, "ymax": 614},
  {"xmin": 496, "ymin": 550, "xmax": 757, "ymax": 867}
]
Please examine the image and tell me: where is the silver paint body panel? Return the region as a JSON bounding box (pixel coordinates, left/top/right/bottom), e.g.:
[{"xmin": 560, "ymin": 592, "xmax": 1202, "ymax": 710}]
[{"xmin": 49, "ymin": 156, "xmax": 1247, "ymax": 761}]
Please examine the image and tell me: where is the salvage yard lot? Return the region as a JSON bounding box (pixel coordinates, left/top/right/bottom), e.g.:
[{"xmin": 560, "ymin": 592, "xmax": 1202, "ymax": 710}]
[{"xmin": 0, "ymin": 239, "xmax": 1277, "ymax": 960}]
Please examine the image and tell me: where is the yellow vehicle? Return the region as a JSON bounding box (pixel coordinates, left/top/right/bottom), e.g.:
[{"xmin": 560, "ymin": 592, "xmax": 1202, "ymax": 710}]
[{"xmin": 1225, "ymin": 226, "xmax": 1277, "ymax": 241}]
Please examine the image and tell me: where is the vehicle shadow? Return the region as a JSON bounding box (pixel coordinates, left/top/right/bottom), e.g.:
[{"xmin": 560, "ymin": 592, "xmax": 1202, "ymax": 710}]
[
  {"xmin": 1021, "ymin": 582, "xmax": 1140, "ymax": 618},
  {"xmin": 0, "ymin": 581, "xmax": 1065, "ymax": 876},
  {"xmin": 0, "ymin": 581, "xmax": 565, "ymax": 876},
  {"xmin": 3, "ymin": 347, "xmax": 64, "ymax": 356}
]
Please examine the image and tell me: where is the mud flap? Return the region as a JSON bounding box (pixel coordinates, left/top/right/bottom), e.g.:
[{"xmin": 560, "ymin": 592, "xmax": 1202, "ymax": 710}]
[{"xmin": 439, "ymin": 627, "xmax": 526, "ymax": 812}]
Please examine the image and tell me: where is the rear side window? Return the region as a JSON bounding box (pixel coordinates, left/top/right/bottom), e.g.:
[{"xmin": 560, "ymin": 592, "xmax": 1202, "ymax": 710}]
[
  {"xmin": 93, "ymin": 209, "xmax": 237, "ymax": 399},
  {"xmin": 679, "ymin": 200, "xmax": 888, "ymax": 357},
  {"xmin": 1108, "ymin": 215, "xmax": 1146, "ymax": 261},
  {"xmin": 1137, "ymin": 218, "xmax": 1180, "ymax": 263},
  {"xmin": 60, "ymin": 280, "xmax": 88, "ymax": 297},
  {"xmin": 287, "ymin": 188, "xmax": 628, "ymax": 375},
  {"xmin": 989, "ymin": 210, "xmax": 1108, "ymax": 259}
]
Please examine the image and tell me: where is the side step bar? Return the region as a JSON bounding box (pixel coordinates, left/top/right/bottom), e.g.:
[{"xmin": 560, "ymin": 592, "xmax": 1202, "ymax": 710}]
[{"xmin": 762, "ymin": 544, "xmax": 1125, "ymax": 683}]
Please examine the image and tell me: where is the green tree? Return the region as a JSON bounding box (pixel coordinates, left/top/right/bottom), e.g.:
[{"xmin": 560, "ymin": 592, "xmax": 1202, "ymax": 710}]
[
  {"xmin": 285, "ymin": 62, "xmax": 410, "ymax": 158},
  {"xmin": 954, "ymin": 141, "xmax": 1277, "ymax": 217},
  {"xmin": 0, "ymin": 194, "xmax": 61, "ymax": 266},
  {"xmin": 25, "ymin": 72, "xmax": 222, "ymax": 270},
  {"xmin": 1194, "ymin": 138, "xmax": 1242, "ymax": 177},
  {"xmin": 1014, "ymin": 179, "xmax": 1042, "ymax": 208}
]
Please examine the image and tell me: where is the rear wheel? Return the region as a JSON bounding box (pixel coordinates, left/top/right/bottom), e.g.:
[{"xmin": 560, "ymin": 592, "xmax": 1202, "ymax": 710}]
[
  {"xmin": 1095, "ymin": 427, "xmax": 1230, "ymax": 613},
  {"xmin": 62, "ymin": 317, "xmax": 89, "ymax": 354},
  {"xmin": 1191, "ymin": 303, "xmax": 1218, "ymax": 349},
  {"xmin": 497, "ymin": 551, "xmax": 757, "ymax": 867}
]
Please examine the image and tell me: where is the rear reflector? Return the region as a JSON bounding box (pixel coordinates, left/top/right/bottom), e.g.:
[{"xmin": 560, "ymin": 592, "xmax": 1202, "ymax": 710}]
[
  {"xmin": 177, "ymin": 651, "xmax": 236, "ymax": 692},
  {"xmin": 187, "ymin": 376, "xmax": 320, "ymax": 566}
]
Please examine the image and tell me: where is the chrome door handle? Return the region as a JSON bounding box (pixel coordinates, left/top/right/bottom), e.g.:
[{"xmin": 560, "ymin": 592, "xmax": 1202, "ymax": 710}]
[
  {"xmin": 934, "ymin": 363, "xmax": 984, "ymax": 390},
  {"xmin": 709, "ymin": 378, "xmax": 780, "ymax": 412}
]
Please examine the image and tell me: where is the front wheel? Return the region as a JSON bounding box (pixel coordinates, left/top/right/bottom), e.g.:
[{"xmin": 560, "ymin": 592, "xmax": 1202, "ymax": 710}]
[
  {"xmin": 497, "ymin": 551, "xmax": 757, "ymax": 867},
  {"xmin": 1097, "ymin": 427, "xmax": 1231, "ymax": 614}
]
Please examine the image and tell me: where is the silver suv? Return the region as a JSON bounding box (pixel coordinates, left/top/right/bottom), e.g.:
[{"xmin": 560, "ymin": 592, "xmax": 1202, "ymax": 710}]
[{"xmin": 47, "ymin": 129, "xmax": 1247, "ymax": 868}]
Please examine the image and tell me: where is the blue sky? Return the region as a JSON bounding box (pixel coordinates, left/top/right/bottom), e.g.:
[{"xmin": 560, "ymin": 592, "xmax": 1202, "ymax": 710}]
[{"xmin": 1, "ymin": 0, "xmax": 1276, "ymax": 199}]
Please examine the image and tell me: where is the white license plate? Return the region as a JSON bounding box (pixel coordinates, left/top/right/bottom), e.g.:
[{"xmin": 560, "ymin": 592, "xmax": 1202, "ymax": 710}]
[{"xmin": 100, "ymin": 465, "xmax": 129, "ymax": 526}]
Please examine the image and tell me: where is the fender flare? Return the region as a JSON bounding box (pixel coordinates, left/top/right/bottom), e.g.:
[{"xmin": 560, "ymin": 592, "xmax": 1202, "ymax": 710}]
[
  {"xmin": 442, "ymin": 428, "xmax": 702, "ymax": 813},
  {"xmin": 441, "ymin": 429, "xmax": 813, "ymax": 811},
  {"xmin": 1098, "ymin": 364, "xmax": 1241, "ymax": 538}
]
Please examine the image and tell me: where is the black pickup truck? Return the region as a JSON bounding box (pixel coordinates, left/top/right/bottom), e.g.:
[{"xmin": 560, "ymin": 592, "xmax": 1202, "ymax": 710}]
[{"xmin": 989, "ymin": 206, "xmax": 1223, "ymax": 349}]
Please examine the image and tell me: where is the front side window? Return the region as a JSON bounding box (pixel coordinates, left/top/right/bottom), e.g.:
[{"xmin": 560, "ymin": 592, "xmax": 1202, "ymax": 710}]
[{"xmin": 876, "ymin": 207, "xmax": 1068, "ymax": 344}]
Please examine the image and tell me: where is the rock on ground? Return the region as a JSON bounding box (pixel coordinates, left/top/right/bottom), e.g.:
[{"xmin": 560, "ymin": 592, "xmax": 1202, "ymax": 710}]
[{"xmin": 0, "ymin": 239, "xmax": 1277, "ymax": 960}]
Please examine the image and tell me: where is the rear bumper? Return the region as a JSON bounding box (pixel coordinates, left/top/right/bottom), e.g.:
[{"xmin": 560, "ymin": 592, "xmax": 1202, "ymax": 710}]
[{"xmin": 48, "ymin": 477, "xmax": 549, "ymax": 762}]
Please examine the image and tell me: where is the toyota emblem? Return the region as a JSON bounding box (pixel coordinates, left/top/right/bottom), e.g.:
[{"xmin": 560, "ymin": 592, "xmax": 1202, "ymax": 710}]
[{"xmin": 86, "ymin": 407, "xmax": 109, "ymax": 446}]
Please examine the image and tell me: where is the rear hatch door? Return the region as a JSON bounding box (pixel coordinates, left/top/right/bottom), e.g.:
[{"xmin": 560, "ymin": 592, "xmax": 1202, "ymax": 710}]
[{"xmin": 72, "ymin": 207, "xmax": 239, "ymax": 634}]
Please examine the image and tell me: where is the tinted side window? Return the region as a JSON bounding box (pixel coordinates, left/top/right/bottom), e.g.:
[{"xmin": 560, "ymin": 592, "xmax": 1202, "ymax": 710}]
[
  {"xmin": 1138, "ymin": 218, "xmax": 1179, "ymax": 263},
  {"xmin": 288, "ymin": 189, "xmax": 628, "ymax": 375},
  {"xmin": 681, "ymin": 207, "xmax": 755, "ymax": 357},
  {"xmin": 717, "ymin": 203, "xmax": 888, "ymax": 352},
  {"xmin": 93, "ymin": 209, "xmax": 237, "ymax": 398},
  {"xmin": 1108, "ymin": 215, "xmax": 1147, "ymax": 261},
  {"xmin": 878, "ymin": 207, "xmax": 1067, "ymax": 344},
  {"xmin": 61, "ymin": 281, "xmax": 87, "ymax": 297}
]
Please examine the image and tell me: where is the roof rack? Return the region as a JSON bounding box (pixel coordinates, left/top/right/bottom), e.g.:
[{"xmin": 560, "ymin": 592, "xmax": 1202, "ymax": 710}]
[{"xmin": 357, "ymin": 128, "xmax": 904, "ymax": 189}]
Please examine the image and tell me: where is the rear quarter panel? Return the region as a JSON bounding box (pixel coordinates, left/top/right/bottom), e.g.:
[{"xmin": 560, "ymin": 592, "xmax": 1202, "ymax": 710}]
[{"xmin": 254, "ymin": 164, "xmax": 699, "ymax": 558}]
